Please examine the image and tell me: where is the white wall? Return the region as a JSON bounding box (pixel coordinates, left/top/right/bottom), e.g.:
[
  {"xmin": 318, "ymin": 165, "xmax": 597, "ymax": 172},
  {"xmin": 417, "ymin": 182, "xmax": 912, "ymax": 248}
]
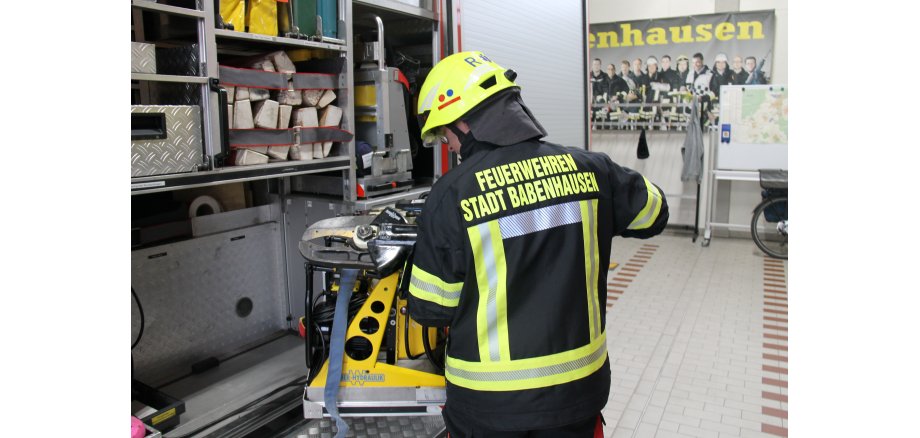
[
  {"xmin": 462, "ymin": 0, "xmax": 587, "ymax": 148},
  {"xmin": 588, "ymin": 0, "xmax": 787, "ymax": 84},
  {"xmin": 589, "ymin": 0, "xmax": 716, "ymax": 23}
]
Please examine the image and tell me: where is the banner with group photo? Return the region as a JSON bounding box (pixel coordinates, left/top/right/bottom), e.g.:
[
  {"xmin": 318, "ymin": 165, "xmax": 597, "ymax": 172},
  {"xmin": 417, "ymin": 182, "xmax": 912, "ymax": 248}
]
[{"xmin": 587, "ymin": 10, "xmax": 775, "ymax": 129}]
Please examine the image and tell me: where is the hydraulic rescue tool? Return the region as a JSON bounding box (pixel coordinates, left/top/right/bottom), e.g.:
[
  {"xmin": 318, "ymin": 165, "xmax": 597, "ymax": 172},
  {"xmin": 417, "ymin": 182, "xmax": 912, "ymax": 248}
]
[
  {"xmin": 353, "ymin": 15, "xmax": 418, "ymax": 198},
  {"xmin": 298, "ymin": 201, "xmax": 446, "ymax": 429}
]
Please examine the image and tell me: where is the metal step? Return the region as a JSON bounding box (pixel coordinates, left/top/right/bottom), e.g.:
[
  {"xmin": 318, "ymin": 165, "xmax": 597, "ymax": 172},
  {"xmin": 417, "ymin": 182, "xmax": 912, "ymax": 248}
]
[{"xmin": 279, "ymin": 415, "xmax": 446, "ymax": 438}]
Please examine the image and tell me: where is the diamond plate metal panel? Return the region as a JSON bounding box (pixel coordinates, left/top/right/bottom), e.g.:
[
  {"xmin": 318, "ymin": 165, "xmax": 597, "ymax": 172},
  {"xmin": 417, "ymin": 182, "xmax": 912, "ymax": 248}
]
[
  {"xmin": 283, "ymin": 416, "xmax": 446, "ymax": 438},
  {"xmin": 153, "ymin": 82, "xmax": 201, "ymax": 106},
  {"xmin": 156, "ymin": 44, "xmax": 200, "ymax": 76},
  {"xmin": 131, "ymin": 105, "xmax": 202, "ymax": 177},
  {"xmin": 131, "ymin": 222, "xmax": 288, "ymax": 386},
  {"xmin": 131, "ymin": 42, "xmax": 156, "ymax": 74}
]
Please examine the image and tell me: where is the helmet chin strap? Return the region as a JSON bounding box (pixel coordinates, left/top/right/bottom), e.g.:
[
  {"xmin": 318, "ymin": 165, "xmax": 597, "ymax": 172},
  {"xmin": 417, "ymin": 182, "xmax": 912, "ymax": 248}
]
[{"xmin": 447, "ymin": 123, "xmax": 468, "ymax": 144}]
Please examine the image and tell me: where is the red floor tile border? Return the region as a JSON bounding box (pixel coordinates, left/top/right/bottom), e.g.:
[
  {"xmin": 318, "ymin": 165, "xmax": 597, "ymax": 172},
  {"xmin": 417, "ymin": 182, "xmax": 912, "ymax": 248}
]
[
  {"xmin": 605, "ymin": 247, "xmax": 657, "ymax": 314},
  {"xmin": 763, "ymin": 343, "xmax": 788, "ymax": 352},
  {"xmin": 763, "ymin": 391, "xmax": 788, "ymax": 402},
  {"xmin": 762, "ymin": 262, "xmax": 790, "ymax": 437},
  {"xmin": 762, "ymin": 424, "xmax": 789, "ymax": 437},
  {"xmin": 762, "ymin": 406, "xmax": 788, "ymax": 420},
  {"xmin": 763, "ymin": 364, "xmax": 788, "ymax": 374},
  {"xmin": 763, "ymin": 377, "xmax": 788, "ymax": 388}
]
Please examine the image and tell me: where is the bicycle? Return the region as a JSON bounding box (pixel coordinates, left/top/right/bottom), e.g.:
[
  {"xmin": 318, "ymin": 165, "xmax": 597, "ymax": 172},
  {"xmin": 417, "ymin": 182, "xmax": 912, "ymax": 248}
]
[{"xmin": 751, "ymin": 169, "xmax": 788, "ymax": 259}]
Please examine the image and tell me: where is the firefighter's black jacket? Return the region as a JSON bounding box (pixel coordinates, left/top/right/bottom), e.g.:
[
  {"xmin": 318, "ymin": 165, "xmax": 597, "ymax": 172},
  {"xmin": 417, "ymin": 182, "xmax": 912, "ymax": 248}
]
[{"xmin": 408, "ymin": 134, "xmax": 668, "ymax": 431}]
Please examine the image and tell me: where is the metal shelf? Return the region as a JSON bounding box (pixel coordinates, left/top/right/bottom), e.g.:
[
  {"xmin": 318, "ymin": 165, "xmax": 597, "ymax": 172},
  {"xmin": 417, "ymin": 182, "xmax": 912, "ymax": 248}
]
[
  {"xmin": 131, "ymin": 156, "xmax": 351, "ymax": 195},
  {"xmin": 214, "ymin": 29, "xmax": 347, "ymax": 52},
  {"xmin": 353, "ymin": 185, "xmax": 431, "ymax": 211},
  {"xmin": 713, "ymin": 169, "xmax": 759, "ymax": 182},
  {"xmin": 155, "ymin": 335, "xmax": 307, "ymax": 438},
  {"xmin": 131, "ymin": 0, "xmax": 205, "ymax": 18},
  {"xmin": 131, "ymin": 73, "xmax": 209, "ymax": 84},
  {"xmin": 354, "ymin": 0, "xmax": 436, "ymax": 20}
]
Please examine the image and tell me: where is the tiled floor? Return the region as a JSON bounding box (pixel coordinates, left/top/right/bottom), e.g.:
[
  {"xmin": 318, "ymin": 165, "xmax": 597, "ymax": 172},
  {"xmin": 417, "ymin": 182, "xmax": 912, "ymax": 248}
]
[{"xmin": 602, "ymin": 231, "xmax": 788, "ymax": 438}]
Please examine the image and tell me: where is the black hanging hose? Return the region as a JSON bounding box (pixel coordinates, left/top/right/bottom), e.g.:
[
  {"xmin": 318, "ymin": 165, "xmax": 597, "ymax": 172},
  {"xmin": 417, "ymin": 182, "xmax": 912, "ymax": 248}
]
[
  {"xmin": 307, "ymin": 285, "xmax": 369, "ymax": 381},
  {"xmin": 422, "ymin": 325, "xmax": 445, "ymax": 372},
  {"xmin": 131, "ymin": 287, "xmax": 145, "ymax": 350}
]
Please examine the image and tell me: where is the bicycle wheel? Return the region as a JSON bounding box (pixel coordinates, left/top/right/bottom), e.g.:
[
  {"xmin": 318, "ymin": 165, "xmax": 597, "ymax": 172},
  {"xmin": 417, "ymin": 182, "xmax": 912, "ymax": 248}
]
[{"xmin": 751, "ymin": 196, "xmax": 788, "ymax": 259}]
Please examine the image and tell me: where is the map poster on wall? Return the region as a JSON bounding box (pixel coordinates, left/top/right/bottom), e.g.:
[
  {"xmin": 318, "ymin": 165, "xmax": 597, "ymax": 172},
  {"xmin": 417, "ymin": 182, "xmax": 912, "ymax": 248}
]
[
  {"xmin": 717, "ymin": 84, "xmax": 788, "ymax": 171},
  {"xmin": 721, "ymin": 86, "xmax": 788, "ymax": 144}
]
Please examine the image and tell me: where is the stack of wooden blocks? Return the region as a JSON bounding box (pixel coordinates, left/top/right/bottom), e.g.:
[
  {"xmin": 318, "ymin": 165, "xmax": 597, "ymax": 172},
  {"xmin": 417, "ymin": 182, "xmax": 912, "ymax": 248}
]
[{"xmin": 228, "ymin": 51, "xmax": 343, "ymax": 165}]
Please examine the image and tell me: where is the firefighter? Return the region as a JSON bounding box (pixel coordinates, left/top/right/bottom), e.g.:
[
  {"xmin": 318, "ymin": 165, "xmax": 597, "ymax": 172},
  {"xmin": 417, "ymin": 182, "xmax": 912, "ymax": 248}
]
[{"xmin": 408, "ymin": 51, "xmax": 669, "ymax": 437}]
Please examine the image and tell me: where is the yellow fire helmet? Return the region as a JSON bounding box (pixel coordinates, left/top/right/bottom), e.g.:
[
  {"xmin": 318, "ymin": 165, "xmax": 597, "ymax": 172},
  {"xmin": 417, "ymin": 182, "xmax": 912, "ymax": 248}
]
[{"xmin": 417, "ymin": 51, "xmax": 519, "ymax": 146}]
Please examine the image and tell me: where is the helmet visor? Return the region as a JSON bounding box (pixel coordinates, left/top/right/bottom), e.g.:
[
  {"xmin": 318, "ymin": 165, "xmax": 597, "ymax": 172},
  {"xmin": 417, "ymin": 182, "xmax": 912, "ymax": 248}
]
[
  {"xmin": 418, "ymin": 111, "xmax": 447, "ymax": 147},
  {"xmin": 421, "ymin": 126, "xmax": 448, "ymax": 148}
]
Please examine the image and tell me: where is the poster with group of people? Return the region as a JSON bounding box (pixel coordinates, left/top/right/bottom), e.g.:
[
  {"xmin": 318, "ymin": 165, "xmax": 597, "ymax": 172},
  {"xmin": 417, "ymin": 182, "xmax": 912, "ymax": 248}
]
[{"xmin": 588, "ymin": 11, "xmax": 776, "ymax": 129}]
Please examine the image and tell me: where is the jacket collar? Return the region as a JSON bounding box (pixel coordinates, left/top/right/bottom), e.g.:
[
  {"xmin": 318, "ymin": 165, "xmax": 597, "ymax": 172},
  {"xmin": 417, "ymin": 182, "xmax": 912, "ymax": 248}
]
[{"xmin": 459, "ymin": 133, "xmax": 497, "ymax": 160}]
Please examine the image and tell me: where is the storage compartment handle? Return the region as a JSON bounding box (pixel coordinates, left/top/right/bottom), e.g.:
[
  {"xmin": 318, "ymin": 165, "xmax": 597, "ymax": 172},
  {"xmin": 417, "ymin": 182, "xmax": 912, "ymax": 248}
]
[{"xmin": 132, "ymin": 113, "xmax": 167, "ymax": 140}]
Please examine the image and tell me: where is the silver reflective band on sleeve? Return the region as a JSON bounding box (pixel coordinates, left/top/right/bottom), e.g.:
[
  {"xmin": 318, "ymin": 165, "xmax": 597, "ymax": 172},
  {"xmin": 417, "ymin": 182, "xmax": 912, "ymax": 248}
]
[
  {"xmin": 408, "ymin": 265, "xmax": 462, "ymax": 307},
  {"xmin": 628, "ymin": 177, "xmax": 663, "ymax": 230},
  {"xmin": 498, "ymin": 200, "xmax": 582, "ymax": 238},
  {"xmin": 409, "ymin": 276, "xmax": 461, "ymax": 301}
]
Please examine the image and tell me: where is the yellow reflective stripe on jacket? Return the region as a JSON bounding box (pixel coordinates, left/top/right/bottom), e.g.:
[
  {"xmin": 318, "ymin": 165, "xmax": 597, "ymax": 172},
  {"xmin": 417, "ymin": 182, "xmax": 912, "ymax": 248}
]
[
  {"xmin": 580, "ymin": 199, "xmax": 601, "ymax": 340},
  {"xmin": 627, "ymin": 177, "xmax": 663, "ymax": 230},
  {"xmin": 469, "ymin": 221, "xmax": 510, "ymax": 362},
  {"xmin": 446, "ymin": 332, "xmax": 608, "ymax": 391},
  {"xmin": 408, "ymin": 264, "xmax": 462, "ymax": 307}
]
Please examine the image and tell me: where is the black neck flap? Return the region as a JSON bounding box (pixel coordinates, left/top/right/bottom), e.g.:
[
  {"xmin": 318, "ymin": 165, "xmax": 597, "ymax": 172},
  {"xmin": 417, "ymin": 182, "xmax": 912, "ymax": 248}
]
[{"xmin": 463, "ymin": 89, "xmax": 547, "ymax": 146}]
